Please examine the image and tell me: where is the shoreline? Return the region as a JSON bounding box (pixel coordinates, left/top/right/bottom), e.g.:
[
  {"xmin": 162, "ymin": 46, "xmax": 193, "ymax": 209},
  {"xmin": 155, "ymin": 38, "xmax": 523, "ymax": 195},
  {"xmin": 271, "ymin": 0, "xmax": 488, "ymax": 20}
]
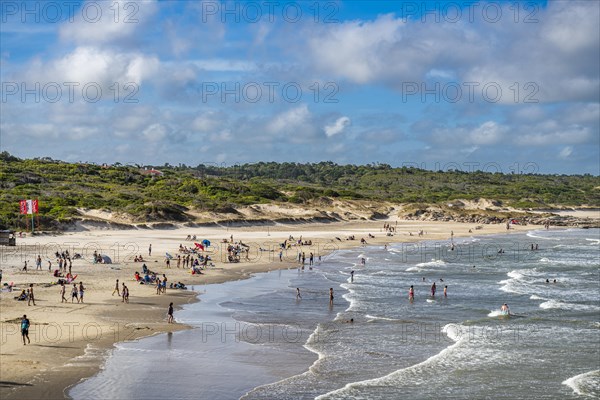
[{"xmin": 0, "ymin": 219, "xmax": 552, "ymax": 399}]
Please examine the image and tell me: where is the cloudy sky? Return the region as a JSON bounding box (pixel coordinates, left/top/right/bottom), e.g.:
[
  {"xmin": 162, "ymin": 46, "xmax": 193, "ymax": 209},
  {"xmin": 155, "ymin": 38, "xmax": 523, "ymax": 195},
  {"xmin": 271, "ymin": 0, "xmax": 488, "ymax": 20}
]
[{"xmin": 1, "ymin": 0, "xmax": 598, "ymax": 174}]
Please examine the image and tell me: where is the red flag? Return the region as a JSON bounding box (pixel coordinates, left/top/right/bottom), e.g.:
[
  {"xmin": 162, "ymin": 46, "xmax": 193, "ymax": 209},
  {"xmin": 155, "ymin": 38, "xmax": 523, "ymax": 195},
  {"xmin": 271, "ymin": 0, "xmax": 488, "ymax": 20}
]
[{"xmin": 20, "ymin": 200, "xmax": 38, "ymax": 214}]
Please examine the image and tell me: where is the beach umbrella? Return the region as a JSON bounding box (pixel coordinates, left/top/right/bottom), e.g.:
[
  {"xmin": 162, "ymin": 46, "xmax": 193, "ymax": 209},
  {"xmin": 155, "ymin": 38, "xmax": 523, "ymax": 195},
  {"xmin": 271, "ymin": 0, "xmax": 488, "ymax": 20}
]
[
  {"xmin": 202, "ymin": 239, "xmax": 211, "ymax": 247},
  {"xmin": 194, "ymin": 242, "xmax": 204, "ymax": 250},
  {"xmin": 101, "ymin": 255, "xmax": 112, "ymax": 264}
]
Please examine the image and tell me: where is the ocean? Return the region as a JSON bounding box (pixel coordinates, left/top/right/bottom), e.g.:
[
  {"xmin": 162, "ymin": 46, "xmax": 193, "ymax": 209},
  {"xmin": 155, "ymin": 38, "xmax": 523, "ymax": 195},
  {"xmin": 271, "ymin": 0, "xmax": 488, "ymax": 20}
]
[{"xmin": 70, "ymin": 228, "xmax": 600, "ymax": 399}]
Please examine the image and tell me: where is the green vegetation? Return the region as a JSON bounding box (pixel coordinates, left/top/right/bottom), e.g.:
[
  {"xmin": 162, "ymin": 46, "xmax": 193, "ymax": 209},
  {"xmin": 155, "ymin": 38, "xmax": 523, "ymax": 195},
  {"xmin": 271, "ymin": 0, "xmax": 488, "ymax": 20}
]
[{"xmin": 1, "ymin": 152, "xmax": 598, "ymax": 230}]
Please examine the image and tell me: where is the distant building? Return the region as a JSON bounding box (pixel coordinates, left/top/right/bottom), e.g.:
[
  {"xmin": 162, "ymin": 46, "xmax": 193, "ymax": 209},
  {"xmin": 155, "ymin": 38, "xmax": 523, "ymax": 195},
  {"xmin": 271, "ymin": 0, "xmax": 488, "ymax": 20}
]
[{"xmin": 140, "ymin": 168, "xmax": 164, "ymax": 177}]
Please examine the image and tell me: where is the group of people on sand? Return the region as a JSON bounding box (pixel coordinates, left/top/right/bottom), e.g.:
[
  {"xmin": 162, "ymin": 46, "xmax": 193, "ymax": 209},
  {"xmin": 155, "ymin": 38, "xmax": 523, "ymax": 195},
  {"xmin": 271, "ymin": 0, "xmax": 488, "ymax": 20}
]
[
  {"xmin": 14, "ymin": 283, "xmax": 37, "ymax": 305},
  {"xmin": 227, "ymin": 242, "xmax": 249, "ymax": 263},
  {"xmin": 383, "ymin": 223, "xmax": 396, "ymax": 233},
  {"xmin": 60, "ymin": 282, "xmax": 85, "ymax": 303},
  {"xmin": 111, "ymin": 279, "xmax": 129, "ymax": 303}
]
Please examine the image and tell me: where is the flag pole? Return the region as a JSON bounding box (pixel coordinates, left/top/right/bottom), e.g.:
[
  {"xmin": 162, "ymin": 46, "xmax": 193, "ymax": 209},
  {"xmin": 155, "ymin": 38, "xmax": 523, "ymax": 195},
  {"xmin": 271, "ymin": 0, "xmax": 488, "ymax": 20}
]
[{"xmin": 31, "ymin": 212, "xmax": 34, "ymax": 234}]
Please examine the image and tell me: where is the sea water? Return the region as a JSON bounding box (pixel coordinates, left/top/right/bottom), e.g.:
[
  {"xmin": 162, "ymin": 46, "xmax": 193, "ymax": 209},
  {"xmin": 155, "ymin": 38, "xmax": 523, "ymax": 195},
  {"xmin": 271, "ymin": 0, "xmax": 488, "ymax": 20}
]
[{"xmin": 70, "ymin": 229, "xmax": 600, "ymax": 399}]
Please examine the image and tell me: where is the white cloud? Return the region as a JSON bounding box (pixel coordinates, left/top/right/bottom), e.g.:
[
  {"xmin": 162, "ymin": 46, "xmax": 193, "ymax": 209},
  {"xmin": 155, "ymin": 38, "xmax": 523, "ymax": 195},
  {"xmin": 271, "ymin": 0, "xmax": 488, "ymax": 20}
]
[
  {"xmin": 302, "ymin": 2, "xmax": 599, "ymax": 103},
  {"xmin": 468, "ymin": 121, "xmax": 506, "ymax": 145},
  {"xmin": 428, "ymin": 121, "xmax": 506, "ymax": 147},
  {"xmin": 59, "ymin": 0, "xmax": 158, "ymax": 46},
  {"xmin": 559, "ymin": 146, "xmax": 573, "ymax": 159},
  {"xmin": 188, "ymin": 59, "xmax": 256, "ymax": 72},
  {"xmin": 514, "ymin": 125, "xmax": 591, "ymax": 146},
  {"xmin": 542, "ymin": 3, "xmax": 599, "ymax": 53},
  {"xmin": 308, "ymin": 14, "xmax": 405, "ymax": 83},
  {"xmin": 142, "ymin": 123, "xmax": 168, "ymax": 141},
  {"xmin": 22, "ymin": 47, "xmax": 159, "ymax": 91},
  {"xmin": 192, "ymin": 111, "xmax": 226, "ymax": 132},
  {"xmin": 324, "ymin": 116, "xmax": 351, "ymax": 137},
  {"xmin": 267, "ymin": 104, "xmax": 311, "ymax": 135}
]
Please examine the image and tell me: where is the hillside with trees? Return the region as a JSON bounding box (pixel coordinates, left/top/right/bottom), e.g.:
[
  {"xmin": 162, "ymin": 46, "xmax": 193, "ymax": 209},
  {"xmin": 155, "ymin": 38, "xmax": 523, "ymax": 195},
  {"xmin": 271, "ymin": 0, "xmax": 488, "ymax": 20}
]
[{"xmin": 1, "ymin": 152, "xmax": 598, "ymax": 230}]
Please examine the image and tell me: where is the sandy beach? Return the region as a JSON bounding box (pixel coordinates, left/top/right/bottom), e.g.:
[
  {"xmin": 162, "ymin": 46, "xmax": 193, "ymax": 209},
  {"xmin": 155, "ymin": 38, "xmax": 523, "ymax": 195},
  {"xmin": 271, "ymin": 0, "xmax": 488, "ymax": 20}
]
[{"xmin": 0, "ymin": 219, "xmax": 543, "ymax": 399}]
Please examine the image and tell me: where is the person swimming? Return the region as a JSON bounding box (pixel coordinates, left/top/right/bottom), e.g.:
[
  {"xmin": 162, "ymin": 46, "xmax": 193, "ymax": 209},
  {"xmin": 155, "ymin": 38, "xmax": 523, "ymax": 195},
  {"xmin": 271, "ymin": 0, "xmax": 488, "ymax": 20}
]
[{"xmin": 500, "ymin": 303, "xmax": 510, "ymax": 315}]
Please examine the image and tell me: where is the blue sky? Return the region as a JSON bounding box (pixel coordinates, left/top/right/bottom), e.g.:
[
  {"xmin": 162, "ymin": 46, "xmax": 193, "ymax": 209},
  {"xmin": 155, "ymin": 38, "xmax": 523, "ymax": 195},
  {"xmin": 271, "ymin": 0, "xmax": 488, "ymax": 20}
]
[{"xmin": 1, "ymin": 0, "xmax": 598, "ymax": 174}]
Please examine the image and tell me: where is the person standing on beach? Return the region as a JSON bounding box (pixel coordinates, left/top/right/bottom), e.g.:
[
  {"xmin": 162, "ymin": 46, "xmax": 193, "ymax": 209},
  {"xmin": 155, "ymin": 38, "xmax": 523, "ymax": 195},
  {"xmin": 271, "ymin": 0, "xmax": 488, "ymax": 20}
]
[
  {"xmin": 409, "ymin": 285, "xmax": 414, "ymax": 301},
  {"xmin": 0, "ymin": 269, "xmax": 2, "ymax": 285},
  {"xmin": 156, "ymin": 278, "xmax": 162, "ymax": 295},
  {"xmin": 167, "ymin": 302, "xmax": 174, "ymax": 323},
  {"xmin": 21, "ymin": 315, "xmax": 30, "ymax": 345},
  {"xmin": 122, "ymin": 283, "xmax": 127, "ymax": 302},
  {"xmin": 60, "ymin": 282, "xmax": 67, "ymax": 303},
  {"xmin": 162, "ymin": 274, "xmax": 168, "ymax": 293},
  {"xmin": 329, "ymin": 288, "xmax": 334, "ymax": 306},
  {"xmin": 112, "ymin": 279, "xmax": 120, "ymax": 296},
  {"xmin": 148, "ymin": 244, "xmax": 152, "ymax": 256},
  {"xmin": 279, "ymin": 250, "xmax": 283, "ymax": 262},
  {"xmin": 309, "ymin": 252, "xmax": 314, "ymax": 266},
  {"xmin": 296, "ymin": 288, "xmax": 302, "ymax": 300},
  {"xmin": 177, "ymin": 255, "xmax": 181, "ymax": 268},
  {"xmin": 36, "ymin": 255, "xmax": 42, "ymax": 270},
  {"xmin": 79, "ymin": 282, "xmax": 85, "ymax": 303},
  {"xmin": 22, "ymin": 260, "xmax": 28, "ymax": 273},
  {"xmin": 123, "ymin": 284, "xmax": 129, "ymax": 303},
  {"xmin": 27, "ymin": 284, "xmax": 36, "ymax": 306},
  {"xmin": 71, "ymin": 283, "xmax": 79, "ymax": 303}
]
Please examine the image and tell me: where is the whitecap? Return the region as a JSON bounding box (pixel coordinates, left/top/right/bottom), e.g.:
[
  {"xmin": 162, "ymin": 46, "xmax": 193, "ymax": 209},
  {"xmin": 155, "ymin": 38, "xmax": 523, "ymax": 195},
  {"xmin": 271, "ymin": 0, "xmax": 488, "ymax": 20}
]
[
  {"xmin": 315, "ymin": 324, "xmax": 466, "ymax": 399},
  {"xmin": 487, "ymin": 310, "xmax": 508, "ymax": 317},
  {"xmin": 530, "ymin": 294, "xmax": 546, "ymax": 300},
  {"xmin": 562, "ymin": 369, "xmax": 600, "ymax": 397},
  {"xmin": 365, "ymin": 314, "xmax": 402, "ymax": 322},
  {"xmin": 415, "ymin": 260, "xmax": 446, "ymax": 267},
  {"xmin": 539, "ymin": 300, "xmax": 599, "ymax": 311}
]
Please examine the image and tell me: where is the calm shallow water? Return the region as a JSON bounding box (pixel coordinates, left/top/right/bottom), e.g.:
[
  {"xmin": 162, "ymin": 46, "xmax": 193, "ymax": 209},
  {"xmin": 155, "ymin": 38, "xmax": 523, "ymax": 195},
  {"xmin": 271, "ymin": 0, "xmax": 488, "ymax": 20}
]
[{"xmin": 71, "ymin": 229, "xmax": 600, "ymax": 399}]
